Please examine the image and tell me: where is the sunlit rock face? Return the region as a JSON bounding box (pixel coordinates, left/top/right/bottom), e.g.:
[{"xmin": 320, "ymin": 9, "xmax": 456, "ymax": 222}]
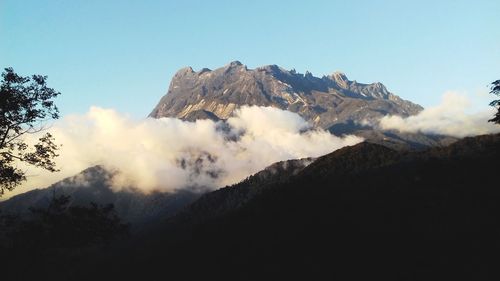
[
  {"xmin": 149, "ymin": 61, "xmax": 422, "ymax": 129},
  {"xmin": 149, "ymin": 61, "xmax": 458, "ymax": 150}
]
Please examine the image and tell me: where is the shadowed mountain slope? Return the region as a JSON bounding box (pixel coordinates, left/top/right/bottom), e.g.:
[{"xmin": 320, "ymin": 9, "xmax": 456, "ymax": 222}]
[
  {"xmin": 0, "ymin": 166, "xmax": 200, "ymax": 226},
  {"xmin": 120, "ymin": 133, "xmax": 500, "ymax": 280},
  {"xmin": 3, "ymin": 134, "xmax": 499, "ymax": 280}
]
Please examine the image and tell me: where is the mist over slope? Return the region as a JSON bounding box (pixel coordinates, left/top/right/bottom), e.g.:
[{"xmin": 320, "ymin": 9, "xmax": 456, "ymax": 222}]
[
  {"xmin": 151, "ymin": 61, "xmax": 499, "ymax": 149},
  {"xmin": 7, "ymin": 62, "xmax": 498, "ymax": 202},
  {"xmin": 126, "ymin": 133, "xmax": 500, "ymax": 280},
  {"xmin": 375, "ymin": 91, "xmax": 500, "ymax": 137},
  {"xmin": 6, "ymin": 133, "xmax": 498, "ymax": 281},
  {"xmin": 0, "ymin": 166, "xmax": 200, "ymax": 225},
  {"xmin": 9, "ymin": 105, "xmax": 361, "ymax": 198}
]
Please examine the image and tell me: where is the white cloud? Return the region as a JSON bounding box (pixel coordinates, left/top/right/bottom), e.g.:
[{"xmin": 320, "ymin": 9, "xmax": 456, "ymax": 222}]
[
  {"xmin": 6, "ymin": 106, "xmax": 362, "ymax": 198},
  {"xmin": 375, "ymin": 91, "xmax": 500, "ymax": 137}
]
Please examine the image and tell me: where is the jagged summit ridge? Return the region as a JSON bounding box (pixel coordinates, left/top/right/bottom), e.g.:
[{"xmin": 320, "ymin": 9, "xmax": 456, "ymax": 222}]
[{"xmin": 149, "ymin": 61, "xmax": 422, "ymax": 134}]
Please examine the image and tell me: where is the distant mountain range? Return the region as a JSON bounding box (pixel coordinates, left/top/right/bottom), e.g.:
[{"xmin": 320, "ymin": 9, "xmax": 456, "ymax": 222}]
[{"xmin": 150, "ymin": 61, "xmax": 454, "ymax": 149}]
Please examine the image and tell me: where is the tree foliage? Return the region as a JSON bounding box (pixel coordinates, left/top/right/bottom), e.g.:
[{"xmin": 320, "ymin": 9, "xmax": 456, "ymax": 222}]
[
  {"xmin": 0, "ymin": 195, "xmax": 129, "ymax": 276},
  {"xmin": 0, "ymin": 67, "xmax": 60, "ymax": 196},
  {"xmin": 5, "ymin": 195, "xmax": 129, "ymax": 250},
  {"xmin": 1, "ymin": 195, "xmax": 128, "ymax": 250},
  {"xmin": 489, "ymin": 79, "xmax": 500, "ymax": 124}
]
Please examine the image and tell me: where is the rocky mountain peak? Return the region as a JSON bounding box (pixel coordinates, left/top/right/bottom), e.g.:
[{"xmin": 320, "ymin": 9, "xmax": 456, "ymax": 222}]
[
  {"xmin": 149, "ymin": 61, "xmax": 424, "ymax": 146},
  {"xmin": 223, "ymin": 60, "xmax": 247, "ymax": 72},
  {"xmin": 228, "ymin": 60, "xmax": 243, "ymax": 67},
  {"xmin": 257, "ymin": 64, "xmax": 285, "ymax": 74},
  {"xmin": 175, "ymin": 66, "xmax": 195, "ymax": 77},
  {"xmin": 198, "ymin": 68, "xmax": 212, "ymax": 74},
  {"xmin": 330, "ymin": 71, "xmax": 349, "ymax": 88}
]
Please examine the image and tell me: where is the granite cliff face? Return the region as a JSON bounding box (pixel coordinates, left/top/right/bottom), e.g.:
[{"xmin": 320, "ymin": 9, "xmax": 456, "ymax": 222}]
[
  {"xmin": 149, "ymin": 61, "xmax": 457, "ymax": 149},
  {"xmin": 150, "ymin": 61, "xmax": 422, "ymax": 130}
]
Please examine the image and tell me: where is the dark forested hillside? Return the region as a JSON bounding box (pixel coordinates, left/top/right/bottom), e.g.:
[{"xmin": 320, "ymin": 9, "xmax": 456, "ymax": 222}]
[
  {"xmin": 136, "ymin": 133, "xmax": 500, "ymax": 280},
  {"xmin": 0, "ymin": 166, "xmax": 201, "ymax": 226},
  {"xmin": 2, "ymin": 134, "xmax": 500, "ymax": 281}
]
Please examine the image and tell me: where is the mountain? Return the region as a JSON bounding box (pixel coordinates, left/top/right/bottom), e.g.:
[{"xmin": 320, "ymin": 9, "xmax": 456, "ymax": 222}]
[
  {"xmin": 3, "ymin": 133, "xmax": 499, "ymax": 280},
  {"xmin": 172, "ymin": 157, "xmax": 314, "ymax": 224},
  {"xmin": 165, "ymin": 133, "xmax": 499, "ymax": 229},
  {"xmin": 149, "ymin": 61, "xmax": 456, "ymax": 149},
  {"xmin": 108, "ymin": 133, "xmax": 499, "ymax": 280},
  {"xmin": 0, "ymin": 157, "xmax": 313, "ymax": 227},
  {"xmin": 0, "ymin": 166, "xmax": 200, "ymax": 226},
  {"xmin": 149, "ymin": 61, "xmax": 421, "ymax": 127}
]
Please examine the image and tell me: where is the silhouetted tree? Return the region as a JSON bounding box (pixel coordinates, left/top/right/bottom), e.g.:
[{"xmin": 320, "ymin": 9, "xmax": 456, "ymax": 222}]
[
  {"xmin": 4, "ymin": 195, "xmax": 128, "ymax": 251},
  {"xmin": 489, "ymin": 79, "xmax": 500, "ymax": 124},
  {"xmin": 0, "ymin": 195, "xmax": 129, "ymax": 280},
  {"xmin": 0, "ymin": 67, "xmax": 60, "ymax": 196}
]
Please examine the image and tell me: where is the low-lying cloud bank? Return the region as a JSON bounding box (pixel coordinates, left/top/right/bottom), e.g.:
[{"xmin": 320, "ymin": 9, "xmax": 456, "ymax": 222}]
[
  {"xmin": 11, "ymin": 106, "xmax": 362, "ymax": 197},
  {"xmin": 369, "ymin": 92, "xmax": 500, "ymax": 137}
]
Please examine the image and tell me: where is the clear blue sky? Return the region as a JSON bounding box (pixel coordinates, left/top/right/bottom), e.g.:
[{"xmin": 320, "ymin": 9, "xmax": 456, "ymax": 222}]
[{"xmin": 1, "ymin": 0, "xmax": 499, "ymax": 118}]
